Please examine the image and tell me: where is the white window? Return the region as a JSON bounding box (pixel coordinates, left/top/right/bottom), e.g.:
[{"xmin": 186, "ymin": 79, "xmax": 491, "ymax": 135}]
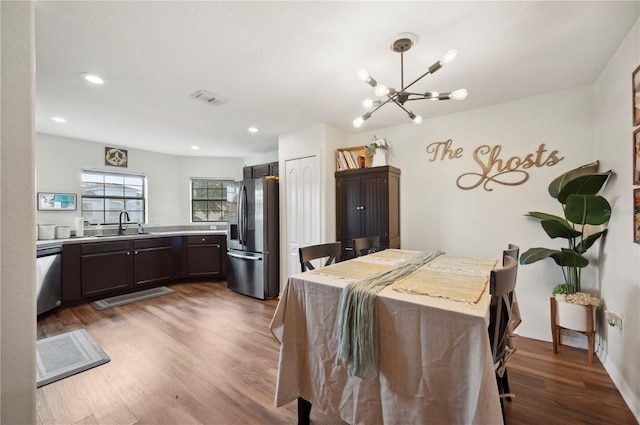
[
  {"xmin": 191, "ymin": 179, "xmax": 232, "ymax": 222},
  {"xmin": 81, "ymin": 170, "xmax": 146, "ymax": 225}
]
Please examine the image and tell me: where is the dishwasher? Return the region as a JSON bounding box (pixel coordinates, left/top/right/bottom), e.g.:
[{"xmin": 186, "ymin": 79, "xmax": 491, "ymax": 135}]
[{"xmin": 36, "ymin": 245, "xmax": 62, "ymax": 315}]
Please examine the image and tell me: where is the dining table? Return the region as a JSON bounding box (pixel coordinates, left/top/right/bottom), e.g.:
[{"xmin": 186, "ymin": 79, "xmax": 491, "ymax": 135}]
[{"xmin": 269, "ymin": 249, "xmax": 504, "ymax": 425}]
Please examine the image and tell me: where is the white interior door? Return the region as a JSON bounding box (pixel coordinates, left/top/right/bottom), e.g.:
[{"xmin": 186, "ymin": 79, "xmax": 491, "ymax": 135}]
[{"xmin": 285, "ymin": 156, "xmax": 319, "ymax": 279}]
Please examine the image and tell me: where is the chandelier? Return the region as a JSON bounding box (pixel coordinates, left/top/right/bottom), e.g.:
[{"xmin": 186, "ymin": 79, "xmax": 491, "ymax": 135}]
[{"xmin": 353, "ymin": 33, "xmax": 467, "ymax": 128}]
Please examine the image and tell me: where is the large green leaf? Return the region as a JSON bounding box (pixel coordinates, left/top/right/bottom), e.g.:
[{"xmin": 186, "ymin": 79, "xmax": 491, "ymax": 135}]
[
  {"xmin": 565, "ymin": 194, "xmax": 612, "ymax": 225},
  {"xmin": 548, "ymin": 161, "xmax": 599, "ymax": 199},
  {"xmin": 526, "ymin": 211, "xmax": 566, "ymax": 222},
  {"xmin": 557, "ymin": 172, "xmax": 613, "ymax": 204},
  {"xmin": 519, "ymin": 248, "xmax": 561, "ymax": 265},
  {"xmin": 559, "ymin": 248, "xmax": 589, "ymax": 267},
  {"xmin": 520, "ymin": 247, "xmax": 588, "ymax": 268},
  {"xmin": 541, "ymin": 220, "xmax": 581, "ymax": 239},
  {"xmin": 575, "ymin": 229, "xmax": 608, "ymax": 254}
]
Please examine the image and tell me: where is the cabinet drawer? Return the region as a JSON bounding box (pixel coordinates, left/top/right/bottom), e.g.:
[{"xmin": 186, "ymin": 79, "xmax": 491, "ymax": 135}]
[
  {"xmin": 186, "ymin": 235, "xmax": 223, "ymax": 245},
  {"xmin": 133, "ymin": 237, "xmax": 172, "ymax": 249},
  {"xmin": 81, "ymin": 240, "xmax": 131, "ymax": 255}
]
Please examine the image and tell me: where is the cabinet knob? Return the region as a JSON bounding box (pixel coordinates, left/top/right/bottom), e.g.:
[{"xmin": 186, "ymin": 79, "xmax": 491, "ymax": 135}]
[
  {"xmin": 202, "ymin": 238, "xmax": 206, "ymax": 242},
  {"xmin": 127, "ymin": 251, "xmax": 131, "ymax": 255},
  {"xmin": 134, "ymin": 251, "xmax": 138, "ymax": 255}
]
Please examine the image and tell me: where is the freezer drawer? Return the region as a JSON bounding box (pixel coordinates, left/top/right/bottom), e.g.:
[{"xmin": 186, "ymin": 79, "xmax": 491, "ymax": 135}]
[{"xmin": 227, "ymin": 251, "xmax": 277, "ymax": 300}]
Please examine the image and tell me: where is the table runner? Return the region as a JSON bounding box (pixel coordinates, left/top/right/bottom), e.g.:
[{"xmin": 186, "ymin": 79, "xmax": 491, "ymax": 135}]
[{"xmin": 336, "ymin": 249, "xmax": 444, "ymax": 379}]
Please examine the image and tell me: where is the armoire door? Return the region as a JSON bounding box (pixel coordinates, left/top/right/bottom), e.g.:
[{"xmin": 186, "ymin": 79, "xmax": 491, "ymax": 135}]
[
  {"xmin": 285, "ymin": 156, "xmax": 319, "ymax": 280},
  {"xmin": 361, "ymin": 173, "xmax": 389, "ymax": 249},
  {"xmin": 336, "ymin": 173, "xmax": 362, "ymax": 257}
]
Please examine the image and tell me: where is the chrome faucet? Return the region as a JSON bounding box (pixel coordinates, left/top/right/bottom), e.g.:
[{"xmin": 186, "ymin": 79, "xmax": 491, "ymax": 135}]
[{"xmin": 118, "ymin": 210, "xmax": 130, "ymax": 235}]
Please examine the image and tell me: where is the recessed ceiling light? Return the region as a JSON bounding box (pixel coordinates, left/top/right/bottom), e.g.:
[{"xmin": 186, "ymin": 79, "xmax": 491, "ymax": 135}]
[
  {"xmin": 51, "ymin": 116, "xmax": 67, "ymax": 123},
  {"xmin": 248, "ymin": 127, "xmax": 259, "ymax": 133},
  {"xmin": 191, "ymin": 145, "xmax": 200, "ymax": 150},
  {"xmin": 79, "ymin": 73, "xmax": 105, "ymax": 85}
]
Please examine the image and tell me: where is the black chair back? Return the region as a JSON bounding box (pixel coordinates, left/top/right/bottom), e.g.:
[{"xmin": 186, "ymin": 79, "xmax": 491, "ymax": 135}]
[
  {"xmin": 353, "ymin": 236, "xmax": 380, "ymax": 257},
  {"xmin": 298, "ymin": 242, "xmax": 342, "ymax": 272},
  {"xmin": 489, "ymin": 255, "xmax": 518, "ymax": 365}
]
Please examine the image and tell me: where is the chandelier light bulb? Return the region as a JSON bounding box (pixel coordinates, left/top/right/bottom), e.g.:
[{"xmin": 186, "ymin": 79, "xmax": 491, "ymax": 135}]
[
  {"xmin": 429, "ymin": 91, "xmax": 439, "ymax": 101},
  {"xmin": 374, "ymin": 85, "xmax": 390, "ymax": 97},
  {"xmin": 440, "ymin": 49, "xmax": 458, "ymax": 65},
  {"xmin": 450, "ymin": 89, "xmax": 468, "ymax": 100},
  {"xmin": 357, "ymin": 69, "xmax": 370, "ymax": 81},
  {"xmin": 412, "ymin": 114, "xmax": 423, "ymax": 124},
  {"xmin": 353, "ymin": 117, "xmax": 365, "ymax": 128},
  {"xmin": 363, "ymin": 99, "xmax": 374, "ymax": 108}
]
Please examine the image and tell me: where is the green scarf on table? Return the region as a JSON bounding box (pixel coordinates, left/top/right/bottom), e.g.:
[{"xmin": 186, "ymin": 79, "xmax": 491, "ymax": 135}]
[{"xmin": 336, "ymin": 249, "xmax": 444, "ymax": 379}]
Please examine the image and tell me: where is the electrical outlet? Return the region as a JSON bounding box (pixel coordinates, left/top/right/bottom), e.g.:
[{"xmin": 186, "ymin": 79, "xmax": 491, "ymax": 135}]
[{"xmin": 605, "ymin": 311, "xmax": 623, "ymax": 331}]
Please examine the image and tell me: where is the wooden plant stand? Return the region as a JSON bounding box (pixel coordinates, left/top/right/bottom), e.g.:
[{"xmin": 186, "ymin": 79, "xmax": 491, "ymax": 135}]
[{"xmin": 550, "ymin": 296, "xmax": 596, "ymax": 363}]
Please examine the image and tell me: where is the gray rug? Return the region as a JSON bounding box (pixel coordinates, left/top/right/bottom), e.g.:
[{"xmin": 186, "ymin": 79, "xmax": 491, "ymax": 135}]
[
  {"xmin": 36, "ymin": 329, "xmax": 110, "ymax": 388},
  {"xmin": 90, "ymin": 286, "xmax": 176, "ymax": 310}
]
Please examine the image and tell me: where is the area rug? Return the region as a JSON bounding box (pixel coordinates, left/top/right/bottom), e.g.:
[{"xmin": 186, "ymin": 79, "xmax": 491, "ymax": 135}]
[
  {"xmin": 36, "ymin": 329, "xmax": 110, "ymax": 388},
  {"xmin": 90, "ymin": 286, "xmax": 176, "ymax": 311}
]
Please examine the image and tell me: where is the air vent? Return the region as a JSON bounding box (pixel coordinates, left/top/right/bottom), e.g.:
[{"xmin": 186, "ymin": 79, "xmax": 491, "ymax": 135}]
[{"xmin": 191, "ymin": 90, "xmax": 229, "ymax": 106}]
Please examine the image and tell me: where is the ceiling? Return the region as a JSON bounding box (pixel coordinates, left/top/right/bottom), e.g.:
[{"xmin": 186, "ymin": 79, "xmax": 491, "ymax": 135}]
[{"xmin": 34, "ymin": 1, "xmax": 639, "ymax": 158}]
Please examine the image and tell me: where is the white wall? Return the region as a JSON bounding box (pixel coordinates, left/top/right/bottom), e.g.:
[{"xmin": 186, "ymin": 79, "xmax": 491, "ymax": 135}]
[
  {"xmin": 244, "ymin": 151, "xmax": 278, "ymax": 167},
  {"xmin": 0, "ymin": 1, "xmax": 37, "ymax": 423},
  {"xmin": 594, "ymin": 16, "xmax": 640, "ymax": 420},
  {"xmin": 347, "ymin": 85, "xmax": 596, "ymax": 344},
  {"xmin": 36, "ymin": 133, "xmax": 244, "ymax": 227}
]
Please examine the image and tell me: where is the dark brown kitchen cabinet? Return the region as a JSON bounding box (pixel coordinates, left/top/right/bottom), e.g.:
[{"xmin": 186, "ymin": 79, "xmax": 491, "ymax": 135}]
[
  {"xmin": 81, "ymin": 240, "xmax": 132, "ymax": 297},
  {"xmin": 132, "ymin": 238, "xmax": 173, "ymax": 286},
  {"xmin": 336, "ymin": 166, "xmax": 401, "ymax": 260},
  {"xmin": 243, "ymin": 161, "xmax": 279, "ymax": 179},
  {"xmin": 186, "ymin": 235, "xmax": 226, "ymax": 277}
]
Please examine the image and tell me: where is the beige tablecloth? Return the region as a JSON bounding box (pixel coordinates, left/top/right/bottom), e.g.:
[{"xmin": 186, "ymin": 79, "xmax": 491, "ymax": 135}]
[{"xmin": 269, "ymin": 250, "xmax": 503, "ymax": 425}]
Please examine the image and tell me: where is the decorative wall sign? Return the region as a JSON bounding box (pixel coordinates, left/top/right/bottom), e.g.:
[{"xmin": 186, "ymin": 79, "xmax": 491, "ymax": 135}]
[
  {"xmin": 426, "ymin": 139, "xmax": 564, "ymax": 191},
  {"xmin": 37, "ymin": 192, "xmax": 77, "ymax": 210},
  {"xmin": 634, "ymin": 188, "xmax": 640, "ymax": 243},
  {"xmin": 633, "ymin": 64, "xmax": 640, "ymax": 127},
  {"xmin": 105, "ymin": 147, "xmax": 128, "ymax": 167},
  {"xmin": 634, "ymin": 128, "xmax": 640, "ymax": 185}
]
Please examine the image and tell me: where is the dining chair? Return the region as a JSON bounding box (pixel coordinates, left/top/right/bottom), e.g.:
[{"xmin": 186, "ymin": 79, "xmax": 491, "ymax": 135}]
[
  {"xmin": 488, "ymin": 254, "xmax": 518, "ymax": 423},
  {"xmin": 353, "ymin": 235, "xmax": 381, "ymax": 257},
  {"xmin": 298, "ymin": 242, "xmax": 342, "ymax": 272},
  {"xmin": 500, "ymin": 243, "xmax": 520, "ymax": 401},
  {"xmin": 503, "ymin": 243, "xmax": 519, "ymax": 265}
]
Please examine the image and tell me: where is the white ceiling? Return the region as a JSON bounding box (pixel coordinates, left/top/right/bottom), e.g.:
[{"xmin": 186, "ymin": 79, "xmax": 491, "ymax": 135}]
[{"xmin": 34, "ymin": 1, "xmax": 639, "ymax": 158}]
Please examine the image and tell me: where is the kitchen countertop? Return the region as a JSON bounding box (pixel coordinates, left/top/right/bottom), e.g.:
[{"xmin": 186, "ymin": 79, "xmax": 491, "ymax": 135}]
[{"xmin": 36, "ymin": 229, "xmax": 227, "ymax": 248}]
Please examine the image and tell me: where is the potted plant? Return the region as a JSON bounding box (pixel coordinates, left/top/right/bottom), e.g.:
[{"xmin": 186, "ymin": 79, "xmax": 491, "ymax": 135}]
[
  {"xmin": 520, "ymin": 161, "xmax": 613, "ymax": 349},
  {"xmin": 366, "ymin": 135, "xmax": 391, "ymax": 167}
]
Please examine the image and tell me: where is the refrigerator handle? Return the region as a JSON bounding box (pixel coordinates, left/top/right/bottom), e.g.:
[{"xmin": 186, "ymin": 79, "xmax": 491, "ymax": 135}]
[
  {"xmin": 238, "ymin": 184, "xmax": 247, "ymax": 244},
  {"xmin": 227, "ymin": 252, "xmax": 263, "ymax": 261}
]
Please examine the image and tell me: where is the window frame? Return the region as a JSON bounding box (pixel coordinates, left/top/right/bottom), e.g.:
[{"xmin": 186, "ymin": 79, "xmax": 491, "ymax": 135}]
[
  {"xmin": 190, "ymin": 178, "xmax": 232, "ymax": 223},
  {"xmin": 81, "ymin": 169, "xmax": 147, "ymax": 225}
]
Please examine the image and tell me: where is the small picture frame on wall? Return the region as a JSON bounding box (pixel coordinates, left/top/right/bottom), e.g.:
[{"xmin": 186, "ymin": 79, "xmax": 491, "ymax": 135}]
[
  {"xmin": 634, "ymin": 128, "xmax": 640, "ymax": 185},
  {"xmin": 633, "ymin": 64, "xmax": 640, "ymax": 126},
  {"xmin": 104, "ymin": 147, "xmax": 128, "ymax": 167},
  {"xmin": 635, "ymin": 188, "xmax": 640, "ymax": 243},
  {"xmin": 37, "ymin": 192, "xmax": 77, "ymax": 211}
]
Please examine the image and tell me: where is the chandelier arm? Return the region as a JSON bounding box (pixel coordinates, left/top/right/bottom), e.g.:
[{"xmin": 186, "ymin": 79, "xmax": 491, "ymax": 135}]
[
  {"xmin": 364, "ymin": 94, "xmax": 398, "ymax": 117},
  {"xmin": 389, "ymin": 96, "xmax": 412, "ymax": 114},
  {"xmin": 401, "ymin": 70, "xmax": 432, "ymax": 92}
]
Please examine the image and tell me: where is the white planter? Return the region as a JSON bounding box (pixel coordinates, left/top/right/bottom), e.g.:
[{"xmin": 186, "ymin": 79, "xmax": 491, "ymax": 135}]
[
  {"xmin": 555, "ymin": 297, "xmax": 595, "ymax": 333},
  {"xmin": 371, "ymin": 149, "xmax": 387, "ymax": 167}
]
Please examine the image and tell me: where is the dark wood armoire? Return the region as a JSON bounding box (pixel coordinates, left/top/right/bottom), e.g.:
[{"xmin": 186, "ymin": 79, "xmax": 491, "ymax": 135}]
[{"xmin": 335, "ymin": 165, "xmax": 400, "ymax": 260}]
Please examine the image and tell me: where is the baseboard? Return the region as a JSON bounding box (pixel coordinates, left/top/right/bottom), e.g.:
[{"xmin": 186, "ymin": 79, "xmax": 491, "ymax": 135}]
[{"xmin": 600, "ymin": 356, "xmax": 640, "ymax": 423}]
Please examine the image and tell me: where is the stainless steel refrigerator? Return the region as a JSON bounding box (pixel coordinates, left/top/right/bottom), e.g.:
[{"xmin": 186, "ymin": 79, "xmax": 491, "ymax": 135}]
[{"xmin": 227, "ymin": 178, "xmax": 279, "ymax": 299}]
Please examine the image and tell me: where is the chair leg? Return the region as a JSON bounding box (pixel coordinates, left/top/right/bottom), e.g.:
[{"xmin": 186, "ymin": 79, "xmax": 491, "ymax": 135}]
[
  {"xmin": 550, "ymin": 297, "xmax": 559, "ymax": 353},
  {"xmin": 502, "ymin": 369, "xmax": 512, "ymax": 402},
  {"xmin": 297, "ymin": 397, "xmax": 311, "ymax": 425}
]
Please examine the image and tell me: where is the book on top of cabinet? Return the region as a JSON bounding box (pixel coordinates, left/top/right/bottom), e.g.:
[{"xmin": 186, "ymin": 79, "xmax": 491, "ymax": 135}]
[{"xmin": 336, "ymin": 146, "xmax": 370, "ymax": 171}]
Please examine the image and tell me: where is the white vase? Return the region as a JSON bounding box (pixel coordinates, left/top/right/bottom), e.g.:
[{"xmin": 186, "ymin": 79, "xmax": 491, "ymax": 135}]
[
  {"xmin": 371, "ymin": 149, "xmax": 387, "ymax": 167},
  {"xmin": 555, "ymin": 298, "xmax": 595, "ymax": 332}
]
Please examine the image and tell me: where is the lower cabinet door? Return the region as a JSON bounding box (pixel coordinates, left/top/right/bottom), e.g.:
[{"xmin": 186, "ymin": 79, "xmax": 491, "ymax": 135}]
[
  {"xmin": 133, "ymin": 246, "xmax": 172, "ymax": 286},
  {"xmin": 187, "ymin": 244, "xmax": 221, "ymax": 276},
  {"xmin": 81, "ymin": 250, "xmax": 131, "ymax": 296}
]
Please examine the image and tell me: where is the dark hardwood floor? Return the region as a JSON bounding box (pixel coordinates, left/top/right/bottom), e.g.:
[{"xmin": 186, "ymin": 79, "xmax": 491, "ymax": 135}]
[{"xmin": 36, "ymin": 282, "xmax": 637, "ymax": 425}]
